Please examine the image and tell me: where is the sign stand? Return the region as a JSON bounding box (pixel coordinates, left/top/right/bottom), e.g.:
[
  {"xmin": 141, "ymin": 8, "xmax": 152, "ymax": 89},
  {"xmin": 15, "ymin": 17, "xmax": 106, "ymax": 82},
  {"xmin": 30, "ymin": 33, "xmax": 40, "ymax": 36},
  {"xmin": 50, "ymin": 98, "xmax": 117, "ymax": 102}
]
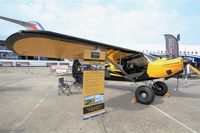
[{"xmin": 82, "ymin": 50, "xmax": 106, "ymax": 120}]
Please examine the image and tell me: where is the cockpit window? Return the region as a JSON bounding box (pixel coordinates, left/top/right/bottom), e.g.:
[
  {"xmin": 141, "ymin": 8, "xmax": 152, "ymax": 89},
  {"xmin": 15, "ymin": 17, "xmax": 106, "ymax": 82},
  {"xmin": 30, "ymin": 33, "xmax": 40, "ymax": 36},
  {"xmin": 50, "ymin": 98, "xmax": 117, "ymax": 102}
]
[
  {"xmin": 121, "ymin": 53, "xmax": 149, "ymax": 74},
  {"xmin": 143, "ymin": 53, "xmax": 158, "ymax": 62}
]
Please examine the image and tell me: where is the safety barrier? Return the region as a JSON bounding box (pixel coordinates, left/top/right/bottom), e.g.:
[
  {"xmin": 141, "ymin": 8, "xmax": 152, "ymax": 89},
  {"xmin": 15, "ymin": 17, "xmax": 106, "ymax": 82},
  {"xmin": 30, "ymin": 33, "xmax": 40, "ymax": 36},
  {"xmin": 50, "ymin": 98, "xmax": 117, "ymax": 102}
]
[
  {"xmin": 0, "ymin": 62, "xmax": 13, "ymax": 67},
  {"xmin": 16, "ymin": 62, "xmax": 29, "ymax": 67}
]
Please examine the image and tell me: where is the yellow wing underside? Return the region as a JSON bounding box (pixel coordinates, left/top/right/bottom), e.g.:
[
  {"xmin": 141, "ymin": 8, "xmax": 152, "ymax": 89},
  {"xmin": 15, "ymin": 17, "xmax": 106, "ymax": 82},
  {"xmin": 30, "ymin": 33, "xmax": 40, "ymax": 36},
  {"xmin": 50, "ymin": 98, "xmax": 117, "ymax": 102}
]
[
  {"xmin": 13, "ymin": 37, "xmax": 94, "ymax": 60},
  {"xmin": 6, "ymin": 31, "xmax": 137, "ymax": 63}
]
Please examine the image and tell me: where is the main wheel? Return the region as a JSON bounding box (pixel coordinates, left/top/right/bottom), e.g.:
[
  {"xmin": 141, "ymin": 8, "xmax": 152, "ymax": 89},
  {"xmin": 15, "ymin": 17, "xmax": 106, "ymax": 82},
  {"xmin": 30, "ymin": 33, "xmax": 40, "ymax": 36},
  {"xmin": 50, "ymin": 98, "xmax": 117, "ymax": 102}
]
[
  {"xmin": 72, "ymin": 60, "xmax": 82, "ymax": 78},
  {"xmin": 152, "ymin": 81, "xmax": 168, "ymax": 96},
  {"xmin": 135, "ymin": 85, "xmax": 155, "ymax": 105}
]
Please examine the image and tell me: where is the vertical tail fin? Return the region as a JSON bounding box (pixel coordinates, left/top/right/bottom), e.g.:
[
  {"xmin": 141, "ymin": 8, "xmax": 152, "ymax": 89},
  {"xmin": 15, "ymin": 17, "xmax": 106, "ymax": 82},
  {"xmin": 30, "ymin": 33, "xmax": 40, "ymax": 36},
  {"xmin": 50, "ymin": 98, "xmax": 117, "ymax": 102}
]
[{"xmin": 27, "ymin": 21, "xmax": 45, "ymax": 30}]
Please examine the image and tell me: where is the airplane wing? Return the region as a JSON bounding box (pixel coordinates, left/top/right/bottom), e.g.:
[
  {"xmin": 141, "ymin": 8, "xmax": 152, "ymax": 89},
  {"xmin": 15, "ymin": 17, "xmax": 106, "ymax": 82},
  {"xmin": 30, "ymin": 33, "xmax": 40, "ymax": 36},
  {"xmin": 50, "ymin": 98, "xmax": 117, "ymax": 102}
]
[{"xmin": 5, "ymin": 30, "xmax": 139, "ymax": 60}]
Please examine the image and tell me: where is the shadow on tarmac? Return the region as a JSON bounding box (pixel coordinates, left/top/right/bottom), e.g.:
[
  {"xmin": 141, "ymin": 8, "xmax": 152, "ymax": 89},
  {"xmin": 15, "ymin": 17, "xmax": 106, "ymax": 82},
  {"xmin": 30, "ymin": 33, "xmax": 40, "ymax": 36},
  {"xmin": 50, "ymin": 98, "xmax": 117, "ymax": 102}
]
[
  {"xmin": 167, "ymin": 80, "xmax": 200, "ymax": 99},
  {"xmin": 105, "ymin": 84, "xmax": 164, "ymax": 112},
  {"xmin": 0, "ymin": 86, "xmax": 31, "ymax": 92},
  {"xmin": 182, "ymin": 83, "xmax": 200, "ymax": 88},
  {"xmin": 106, "ymin": 93, "xmax": 165, "ymax": 112},
  {"xmin": 171, "ymin": 91, "xmax": 200, "ymax": 99},
  {"xmin": 167, "ymin": 79, "xmax": 200, "ymax": 89}
]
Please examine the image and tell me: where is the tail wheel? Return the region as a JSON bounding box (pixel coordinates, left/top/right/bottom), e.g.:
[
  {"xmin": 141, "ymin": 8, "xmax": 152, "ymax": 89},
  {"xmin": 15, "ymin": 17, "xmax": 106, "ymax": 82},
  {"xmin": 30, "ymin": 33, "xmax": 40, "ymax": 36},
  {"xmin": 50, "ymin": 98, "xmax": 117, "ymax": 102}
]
[
  {"xmin": 152, "ymin": 81, "xmax": 168, "ymax": 96},
  {"xmin": 135, "ymin": 85, "xmax": 155, "ymax": 105}
]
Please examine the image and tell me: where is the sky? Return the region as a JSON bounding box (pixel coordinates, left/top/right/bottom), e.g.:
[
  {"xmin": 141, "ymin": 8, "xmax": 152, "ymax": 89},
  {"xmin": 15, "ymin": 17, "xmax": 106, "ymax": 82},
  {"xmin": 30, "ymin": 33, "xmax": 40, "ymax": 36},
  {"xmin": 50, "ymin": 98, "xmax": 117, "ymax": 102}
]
[{"xmin": 0, "ymin": 0, "xmax": 200, "ymax": 49}]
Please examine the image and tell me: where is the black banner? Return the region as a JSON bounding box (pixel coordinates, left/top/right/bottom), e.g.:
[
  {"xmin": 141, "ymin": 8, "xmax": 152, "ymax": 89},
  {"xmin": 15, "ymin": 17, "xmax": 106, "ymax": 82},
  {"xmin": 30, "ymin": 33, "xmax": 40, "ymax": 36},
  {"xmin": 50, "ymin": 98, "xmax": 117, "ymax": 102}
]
[
  {"xmin": 83, "ymin": 103, "xmax": 105, "ymax": 114},
  {"xmin": 164, "ymin": 34, "xmax": 180, "ymax": 58}
]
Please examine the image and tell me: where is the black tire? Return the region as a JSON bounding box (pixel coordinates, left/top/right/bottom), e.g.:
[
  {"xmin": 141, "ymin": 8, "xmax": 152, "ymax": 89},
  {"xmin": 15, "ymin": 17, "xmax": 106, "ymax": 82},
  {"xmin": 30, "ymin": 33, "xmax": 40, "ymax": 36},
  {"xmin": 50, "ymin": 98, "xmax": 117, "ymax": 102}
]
[
  {"xmin": 72, "ymin": 60, "xmax": 81, "ymax": 78},
  {"xmin": 152, "ymin": 81, "xmax": 168, "ymax": 96},
  {"xmin": 72, "ymin": 60, "xmax": 83, "ymax": 84},
  {"xmin": 135, "ymin": 85, "xmax": 155, "ymax": 105}
]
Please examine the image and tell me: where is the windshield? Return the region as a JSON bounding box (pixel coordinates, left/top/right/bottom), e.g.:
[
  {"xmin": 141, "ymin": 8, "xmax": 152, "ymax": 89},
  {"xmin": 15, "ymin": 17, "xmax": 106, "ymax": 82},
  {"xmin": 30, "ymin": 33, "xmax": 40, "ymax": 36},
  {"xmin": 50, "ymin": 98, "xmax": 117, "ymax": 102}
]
[{"xmin": 143, "ymin": 53, "xmax": 158, "ymax": 62}]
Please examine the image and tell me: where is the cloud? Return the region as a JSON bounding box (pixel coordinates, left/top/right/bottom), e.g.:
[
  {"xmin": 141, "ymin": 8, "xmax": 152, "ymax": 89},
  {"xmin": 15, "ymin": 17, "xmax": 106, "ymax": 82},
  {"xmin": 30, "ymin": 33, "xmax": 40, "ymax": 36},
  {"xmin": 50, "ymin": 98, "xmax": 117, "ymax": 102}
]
[{"xmin": 1, "ymin": 0, "xmax": 199, "ymax": 47}]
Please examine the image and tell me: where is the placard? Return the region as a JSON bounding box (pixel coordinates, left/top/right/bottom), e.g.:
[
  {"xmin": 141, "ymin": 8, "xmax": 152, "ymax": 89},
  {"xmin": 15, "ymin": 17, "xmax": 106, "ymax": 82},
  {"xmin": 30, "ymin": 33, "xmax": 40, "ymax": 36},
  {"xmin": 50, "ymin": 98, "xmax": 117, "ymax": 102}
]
[
  {"xmin": 82, "ymin": 50, "xmax": 105, "ymax": 119},
  {"xmin": 50, "ymin": 65, "xmax": 69, "ymax": 76}
]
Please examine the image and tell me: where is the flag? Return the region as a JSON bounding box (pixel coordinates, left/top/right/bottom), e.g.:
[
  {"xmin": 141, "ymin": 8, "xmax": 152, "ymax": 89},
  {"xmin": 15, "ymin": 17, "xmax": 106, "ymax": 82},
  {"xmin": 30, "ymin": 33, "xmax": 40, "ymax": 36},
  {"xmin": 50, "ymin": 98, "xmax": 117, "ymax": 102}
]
[{"xmin": 164, "ymin": 34, "xmax": 180, "ymax": 58}]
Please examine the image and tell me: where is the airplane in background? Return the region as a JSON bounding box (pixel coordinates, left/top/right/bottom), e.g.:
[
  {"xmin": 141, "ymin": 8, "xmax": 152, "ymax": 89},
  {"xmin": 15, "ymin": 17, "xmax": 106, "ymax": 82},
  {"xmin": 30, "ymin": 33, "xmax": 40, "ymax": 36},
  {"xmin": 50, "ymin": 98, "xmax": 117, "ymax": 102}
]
[
  {"xmin": 0, "ymin": 16, "xmax": 43, "ymax": 48},
  {"xmin": 0, "ymin": 16, "xmax": 45, "ymax": 30},
  {"xmin": 0, "ymin": 16, "xmax": 73, "ymax": 66},
  {"xmin": 134, "ymin": 44, "xmax": 200, "ymax": 63}
]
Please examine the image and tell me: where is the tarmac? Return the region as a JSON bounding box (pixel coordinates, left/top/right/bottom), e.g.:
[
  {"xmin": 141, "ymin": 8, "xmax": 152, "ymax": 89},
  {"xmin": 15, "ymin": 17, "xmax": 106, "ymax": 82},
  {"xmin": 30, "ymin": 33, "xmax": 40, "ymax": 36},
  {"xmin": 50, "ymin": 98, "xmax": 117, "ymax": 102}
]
[{"xmin": 0, "ymin": 67, "xmax": 200, "ymax": 133}]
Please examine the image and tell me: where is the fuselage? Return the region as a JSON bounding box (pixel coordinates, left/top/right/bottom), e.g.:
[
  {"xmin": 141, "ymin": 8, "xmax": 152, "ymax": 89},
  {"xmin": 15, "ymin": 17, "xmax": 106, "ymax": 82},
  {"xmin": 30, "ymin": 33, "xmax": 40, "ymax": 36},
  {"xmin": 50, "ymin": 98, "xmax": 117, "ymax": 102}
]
[{"xmin": 106, "ymin": 52, "xmax": 183, "ymax": 82}]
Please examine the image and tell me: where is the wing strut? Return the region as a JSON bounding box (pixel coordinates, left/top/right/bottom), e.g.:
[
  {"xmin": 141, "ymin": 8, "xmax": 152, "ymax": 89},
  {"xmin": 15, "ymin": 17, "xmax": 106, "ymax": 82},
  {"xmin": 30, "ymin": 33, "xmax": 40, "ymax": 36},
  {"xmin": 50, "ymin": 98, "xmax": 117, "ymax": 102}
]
[{"xmin": 105, "ymin": 55, "xmax": 135, "ymax": 82}]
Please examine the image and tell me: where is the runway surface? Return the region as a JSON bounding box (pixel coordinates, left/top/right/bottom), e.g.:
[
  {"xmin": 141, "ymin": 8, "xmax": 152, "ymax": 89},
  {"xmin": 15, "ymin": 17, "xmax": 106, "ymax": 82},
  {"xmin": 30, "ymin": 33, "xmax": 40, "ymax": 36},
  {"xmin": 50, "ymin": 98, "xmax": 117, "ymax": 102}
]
[{"xmin": 0, "ymin": 67, "xmax": 200, "ymax": 133}]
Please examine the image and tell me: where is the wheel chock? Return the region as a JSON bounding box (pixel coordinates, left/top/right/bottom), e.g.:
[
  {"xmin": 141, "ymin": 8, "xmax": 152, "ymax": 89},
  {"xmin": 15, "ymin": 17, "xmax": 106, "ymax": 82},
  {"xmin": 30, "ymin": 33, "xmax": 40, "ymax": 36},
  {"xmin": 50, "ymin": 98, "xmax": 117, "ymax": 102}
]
[
  {"xmin": 131, "ymin": 96, "xmax": 137, "ymax": 104},
  {"xmin": 164, "ymin": 92, "xmax": 171, "ymax": 98}
]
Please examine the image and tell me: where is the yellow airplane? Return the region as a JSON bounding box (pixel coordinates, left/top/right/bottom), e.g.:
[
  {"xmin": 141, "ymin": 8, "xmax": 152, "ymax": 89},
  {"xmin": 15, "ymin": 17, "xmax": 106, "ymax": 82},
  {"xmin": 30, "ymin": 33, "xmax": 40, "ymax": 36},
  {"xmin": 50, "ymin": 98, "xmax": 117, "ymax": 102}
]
[{"xmin": 4, "ymin": 30, "xmax": 184, "ymax": 104}]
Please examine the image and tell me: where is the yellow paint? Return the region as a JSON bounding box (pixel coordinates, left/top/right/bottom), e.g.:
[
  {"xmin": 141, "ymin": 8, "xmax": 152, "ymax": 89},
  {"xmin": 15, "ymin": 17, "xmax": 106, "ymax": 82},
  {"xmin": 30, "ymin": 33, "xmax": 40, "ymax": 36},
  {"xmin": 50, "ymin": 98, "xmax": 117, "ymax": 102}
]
[
  {"xmin": 83, "ymin": 70, "xmax": 105, "ymax": 96},
  {"xmin": 14, "ymin": 38, "xmax": 95, "ymax": 59},
  {"xmin": 13, "ymin": 36, "xmax": 184, "ymax": 80},
  {"xmin": 106, "ymin": 50, "xmax": 133, "ymax": 63},
  {"xmin": 109, "ymin": 73, "xmax": 125, "ymax": 77},
  {"xmin": 82, "ymin": 50, "xmax": 105, "ymax": 117},
  {"xmin": 189, "ymin": 64, "xmax": 200, "ymax": 75},
  {"xmin": 147, "ymin": 58, "xmax": 183, "ymax": 78}
]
